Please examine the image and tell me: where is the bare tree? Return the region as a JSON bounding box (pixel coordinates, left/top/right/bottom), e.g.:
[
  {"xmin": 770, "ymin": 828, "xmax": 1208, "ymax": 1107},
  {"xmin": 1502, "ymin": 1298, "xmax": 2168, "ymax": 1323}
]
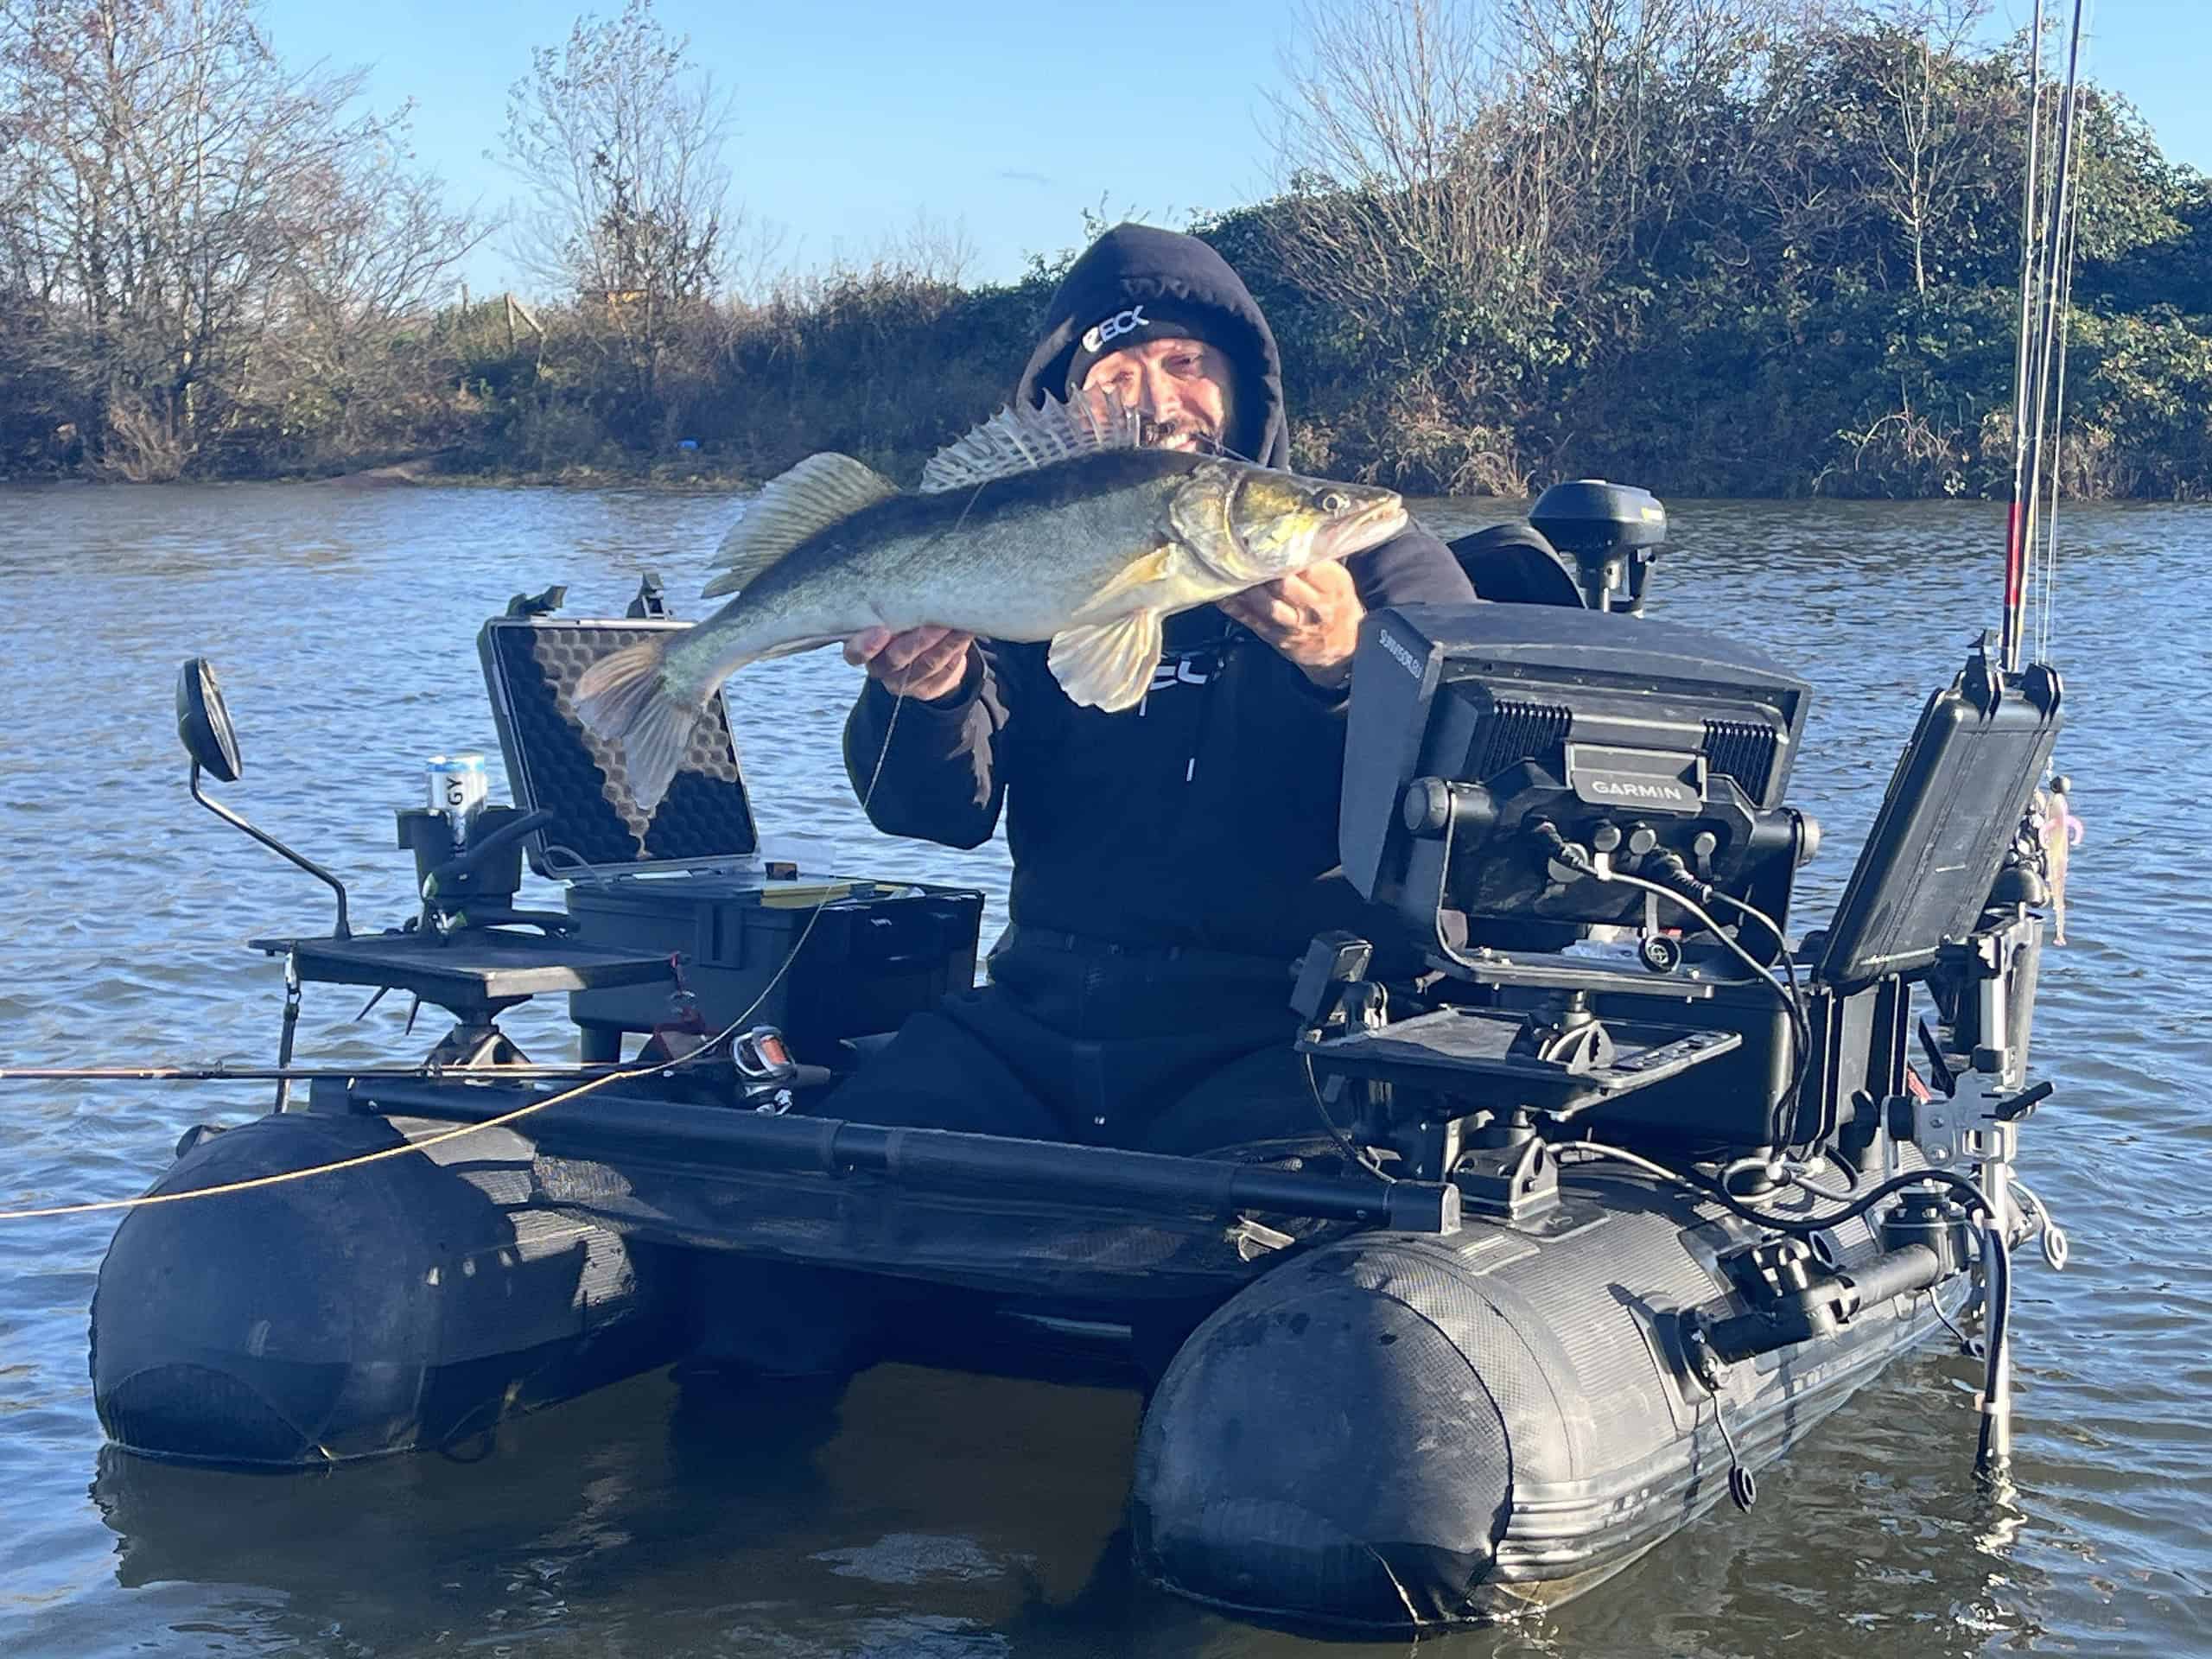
[
  {"xmin": 1268, "ymin": 0, "xmax": 1544, "ymax": 352},
  {"xmin": 499, "ymin": 0, "xmax": 734, "ymax": 413},
  {"xmin": 0, "ymin": 0, "xmax": 480, "ymax": 477},
  {"xmin": 1503, "ymin": 0, "xmax": 1836, "ymax": 296},
  {"xmin": 1858, "ymin": 0, "xmax": 1993, "ymax": 296},
  {"xmin": 264, "ymin": 159, "xmax": 490, "ymax": 456},
  {"xmin": 1268, "ymin": 0, "xmax": 1822, "ymax": 362}
]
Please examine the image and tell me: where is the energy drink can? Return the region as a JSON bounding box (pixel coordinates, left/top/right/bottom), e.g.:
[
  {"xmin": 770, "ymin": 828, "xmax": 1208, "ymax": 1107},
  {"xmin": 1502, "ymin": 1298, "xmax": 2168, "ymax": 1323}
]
[{"xmin": 425, "ymin": 753, "xmax": 488, "ymax": 842}]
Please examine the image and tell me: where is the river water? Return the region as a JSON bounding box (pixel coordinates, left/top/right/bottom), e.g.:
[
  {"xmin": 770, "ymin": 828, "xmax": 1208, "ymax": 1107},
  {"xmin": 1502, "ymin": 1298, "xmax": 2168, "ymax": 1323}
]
[{"xmin": 0, "ymin": 483, "xmax": 2204, "ymax": 1657}]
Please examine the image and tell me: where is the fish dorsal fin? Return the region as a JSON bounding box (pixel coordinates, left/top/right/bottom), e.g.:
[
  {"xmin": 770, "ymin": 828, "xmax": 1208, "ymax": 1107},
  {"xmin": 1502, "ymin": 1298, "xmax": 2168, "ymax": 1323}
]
[
  {"xmin": 919, "ymin": 390, "xmax": 1145, "ymax": 495},
  {"xmin": 703, "ymin": 453, "xmax": 898, "ymax": 600},
  {"xmin": 1046, "ymin": 609, "xmax": 1165, "ymax": 713}
]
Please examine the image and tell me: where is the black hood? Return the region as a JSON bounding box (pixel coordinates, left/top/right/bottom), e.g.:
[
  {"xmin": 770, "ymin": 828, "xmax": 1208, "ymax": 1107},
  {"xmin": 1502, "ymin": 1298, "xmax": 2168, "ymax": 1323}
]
[{"xmin": 1014, "ymin": 223, "xmax": 1289, "ymax": 469}]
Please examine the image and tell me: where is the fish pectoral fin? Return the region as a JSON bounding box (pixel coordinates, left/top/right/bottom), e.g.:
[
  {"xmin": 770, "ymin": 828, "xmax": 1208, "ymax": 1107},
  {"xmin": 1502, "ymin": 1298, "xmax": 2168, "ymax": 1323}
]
[
  {"xmin": 1068, "ymin": 543, "xmax": 1183, "ymax": 622},
  {"xmin": 1046, "ymin": 610, "xmax": 1165, "ymax": 713},
  {"xmin": 702, "ymin": 454, "xmax": 899, "ymax": 599},
  {"xmin": 918, "ymin": 389, "xmax": 1145, "ymax": 493}
]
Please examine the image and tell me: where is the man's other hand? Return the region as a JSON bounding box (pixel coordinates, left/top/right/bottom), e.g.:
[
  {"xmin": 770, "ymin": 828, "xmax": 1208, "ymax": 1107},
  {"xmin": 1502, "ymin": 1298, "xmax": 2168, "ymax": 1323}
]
[
  {"xmin": 845, "ymin": 626, "xmax": 976, "ymax": 702},
  {"xmin": 1218, "ymin": 561, "xmax": 1364, "ymax": 688}
]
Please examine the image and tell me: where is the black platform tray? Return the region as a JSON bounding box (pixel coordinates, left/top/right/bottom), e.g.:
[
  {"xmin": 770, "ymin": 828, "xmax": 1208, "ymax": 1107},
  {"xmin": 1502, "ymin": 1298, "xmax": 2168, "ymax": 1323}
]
[
  {"xmin": 252, "ymin": 930, "xmax": 678, "ymax": 1013},
  {"xmin": 1301, "ymin": 1005, "xmax": 1740, "ymax": 1115}
]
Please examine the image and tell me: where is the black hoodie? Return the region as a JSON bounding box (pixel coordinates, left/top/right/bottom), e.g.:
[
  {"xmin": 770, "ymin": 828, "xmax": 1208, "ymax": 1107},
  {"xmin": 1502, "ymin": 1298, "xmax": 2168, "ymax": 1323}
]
[{"xmin": 842, "ymin": 224, "xmax": 1473, "ymax": 963}]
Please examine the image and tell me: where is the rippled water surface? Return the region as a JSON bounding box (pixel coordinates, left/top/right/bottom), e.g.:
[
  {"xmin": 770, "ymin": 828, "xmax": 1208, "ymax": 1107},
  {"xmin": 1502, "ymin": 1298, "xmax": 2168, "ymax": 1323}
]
[{"xmin": 1, "ymin": 483, "xmax": 2206, "ymax": 1657}]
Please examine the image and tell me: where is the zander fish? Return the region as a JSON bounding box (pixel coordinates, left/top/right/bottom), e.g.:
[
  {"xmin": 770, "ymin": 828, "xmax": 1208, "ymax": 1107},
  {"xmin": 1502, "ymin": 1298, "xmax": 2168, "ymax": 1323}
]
[{"xmin": 573, "ymin": 392, "xmax": 1408, "ymax": 812}]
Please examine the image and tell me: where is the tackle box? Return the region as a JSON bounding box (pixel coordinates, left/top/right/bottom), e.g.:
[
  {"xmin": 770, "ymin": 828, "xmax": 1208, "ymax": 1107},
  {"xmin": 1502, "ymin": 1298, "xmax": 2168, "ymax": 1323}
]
[{"xmin": 476, "ymin": 604, "xmax": 982, "ymax": 1061}]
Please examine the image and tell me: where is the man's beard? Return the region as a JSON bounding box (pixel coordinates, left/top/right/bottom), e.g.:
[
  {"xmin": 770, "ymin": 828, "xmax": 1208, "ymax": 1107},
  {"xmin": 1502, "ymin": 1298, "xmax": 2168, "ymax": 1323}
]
[{"xmin": 1139, "ymin": 413, "xmax": 1231, "ymax": 456}]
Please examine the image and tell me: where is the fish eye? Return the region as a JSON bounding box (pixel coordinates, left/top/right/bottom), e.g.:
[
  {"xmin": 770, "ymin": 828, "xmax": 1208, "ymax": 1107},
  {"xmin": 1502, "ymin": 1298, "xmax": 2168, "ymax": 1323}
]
[{"xmin": 1318, "ymin": 490, "xmax": 1349, "ymax": 514}]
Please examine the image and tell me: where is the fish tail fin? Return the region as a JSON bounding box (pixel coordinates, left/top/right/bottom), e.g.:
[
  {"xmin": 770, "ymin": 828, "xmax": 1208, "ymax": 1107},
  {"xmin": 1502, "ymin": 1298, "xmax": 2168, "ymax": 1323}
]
[{"xmin": 572, "ymin": 637, "xmax": 715, "ymax": 815}]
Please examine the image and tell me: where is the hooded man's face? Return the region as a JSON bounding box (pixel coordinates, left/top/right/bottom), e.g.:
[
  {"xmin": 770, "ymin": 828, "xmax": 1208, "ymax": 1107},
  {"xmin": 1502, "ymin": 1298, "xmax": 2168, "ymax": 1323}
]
[{"xmin": 1079, "ymin": 336, "xmax": 1236, "ymax": 455}]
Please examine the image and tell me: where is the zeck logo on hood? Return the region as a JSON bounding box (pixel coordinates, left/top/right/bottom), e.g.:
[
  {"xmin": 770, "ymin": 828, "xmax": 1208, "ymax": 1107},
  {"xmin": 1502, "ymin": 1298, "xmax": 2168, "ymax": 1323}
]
[{"xmin": 1080, "ymin": 304, "xmax": 1148, "ymax": 355}]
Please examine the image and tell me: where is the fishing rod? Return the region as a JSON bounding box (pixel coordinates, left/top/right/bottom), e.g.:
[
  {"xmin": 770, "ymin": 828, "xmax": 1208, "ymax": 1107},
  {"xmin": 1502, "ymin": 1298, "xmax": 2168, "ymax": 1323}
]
[
  {"xmin": 2005, "ymin": 0, "xmax": 2088, "ymax": 673},
  {"xmin": 2037, "ymin": 169, "xmax": 2083, "ymax": 667},
  {"xmin": 0, "ymin": 1062, "xmax": 644, "ymax": 1084},
  {"xmin": 2000, "ymin": 0, "xmax": 2045, "ymax": 659}
]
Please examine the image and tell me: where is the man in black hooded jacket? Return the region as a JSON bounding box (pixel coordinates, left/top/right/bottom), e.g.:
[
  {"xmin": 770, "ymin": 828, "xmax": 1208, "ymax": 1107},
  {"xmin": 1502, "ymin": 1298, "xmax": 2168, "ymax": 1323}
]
[{"xmin": 823, "ymin": 224, "xmax": 1474, "ymax": 1154}]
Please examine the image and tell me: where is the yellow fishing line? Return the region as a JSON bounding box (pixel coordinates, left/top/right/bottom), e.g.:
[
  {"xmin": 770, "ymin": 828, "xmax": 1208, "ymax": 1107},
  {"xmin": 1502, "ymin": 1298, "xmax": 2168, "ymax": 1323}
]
[{"xmin": 0, "ymin": 1063, "xmax": 635, "ymax": 1221}]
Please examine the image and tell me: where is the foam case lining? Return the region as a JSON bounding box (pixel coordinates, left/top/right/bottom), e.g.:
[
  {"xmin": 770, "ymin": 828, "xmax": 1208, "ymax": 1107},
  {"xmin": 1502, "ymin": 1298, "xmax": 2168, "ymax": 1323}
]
[{"xmin": 477, "ymin": 615, "xmax": 759, "ymax": 875}]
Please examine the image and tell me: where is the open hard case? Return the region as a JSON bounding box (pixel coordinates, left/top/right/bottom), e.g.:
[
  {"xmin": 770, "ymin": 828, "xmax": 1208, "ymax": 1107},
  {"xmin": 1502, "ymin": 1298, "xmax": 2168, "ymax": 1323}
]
[{"xmin": 476, "ymin": 605, "xmax": 983, "ymax": 1065}]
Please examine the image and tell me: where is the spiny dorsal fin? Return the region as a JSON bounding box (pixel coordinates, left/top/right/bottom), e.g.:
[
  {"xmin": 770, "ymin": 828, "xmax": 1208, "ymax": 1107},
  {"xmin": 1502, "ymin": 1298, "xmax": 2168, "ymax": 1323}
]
[
  {"xmin": 703, "ymin": 453, "xmax": 898, "ymax": 600},
  {"xmin": 918, "ymin": 390, "xmax": 1145, "ymax": 495}
]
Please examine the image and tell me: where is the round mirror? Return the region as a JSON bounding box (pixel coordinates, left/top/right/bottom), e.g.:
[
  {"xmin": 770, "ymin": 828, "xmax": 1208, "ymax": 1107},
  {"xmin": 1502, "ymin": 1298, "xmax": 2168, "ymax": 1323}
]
[{"xmin": 175, "ymin": 658, "xmax": 242, "ymax": 782}]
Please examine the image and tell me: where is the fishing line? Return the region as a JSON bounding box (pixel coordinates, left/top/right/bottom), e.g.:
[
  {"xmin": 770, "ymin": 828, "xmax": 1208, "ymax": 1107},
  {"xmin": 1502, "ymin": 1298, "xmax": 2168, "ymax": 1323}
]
[{"xmin": 0, "ymin": 474, "xmax": 1013, "ymax": 1225}]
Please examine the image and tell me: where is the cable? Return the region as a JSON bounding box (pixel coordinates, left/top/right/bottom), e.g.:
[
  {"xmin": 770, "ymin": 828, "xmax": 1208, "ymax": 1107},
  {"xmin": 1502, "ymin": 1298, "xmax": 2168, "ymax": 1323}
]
[
  {"xmin": 1561, "ymin": 1135, "xmax": 1997, "ymax": 1238},
  {"xmin": 1300, "ymin": 1051, "xmax": 1393, "ymax": 1182},
  {"xmin": 1779, "ymin": 1163, "xmax": 1859, "ymax": 1205},
  {"xmin": 1928, "ymin": 1288, "xmax": 1983, "ymax": 1358},
  {"xmin": 1559, "ymin": 1139, "xmax": 1683, "ymax": 1186},
  {"xmin": 1700, "ymin": 885, "xmax": 1809, "ymax": 1077},
  {"xmin": 1567, "ymin": 1135, "xmax": 2014, "ymax": 1473},
  {"xmin": 1976, "ymin": 1218, "xmax": 2015, "ymax": 1471},
  {"xmin": 1719, "ymin": 1150, "xmax": 1858, "ymax": 1205},
  {"xmin": 1551, "ymin": 845, "xmax": 1815, "ymax": 1121}
]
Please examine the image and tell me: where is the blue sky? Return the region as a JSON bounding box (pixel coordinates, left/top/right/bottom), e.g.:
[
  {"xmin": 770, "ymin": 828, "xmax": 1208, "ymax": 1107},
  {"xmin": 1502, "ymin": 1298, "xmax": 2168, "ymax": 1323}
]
[{"xmin": 261, "ymin": 0, "xmax": 2209, "ymax": 297}]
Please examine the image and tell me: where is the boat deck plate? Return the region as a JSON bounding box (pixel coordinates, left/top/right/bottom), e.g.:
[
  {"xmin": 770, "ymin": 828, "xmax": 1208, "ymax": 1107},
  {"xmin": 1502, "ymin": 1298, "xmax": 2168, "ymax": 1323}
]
[{"xmin": 252, "ymin": 930, "xmax": 678, "ymax": 1014}]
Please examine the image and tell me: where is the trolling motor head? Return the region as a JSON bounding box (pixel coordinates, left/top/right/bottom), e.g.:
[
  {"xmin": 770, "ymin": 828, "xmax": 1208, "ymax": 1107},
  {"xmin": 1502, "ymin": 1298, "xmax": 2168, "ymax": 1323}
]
[
  {"xmin": 1528, "ymin": 480, "xmax": 1668, "ymax": 614},
  {"xmin": 174, "ymin": 658, "xmax": 352, "ymax": 940}
]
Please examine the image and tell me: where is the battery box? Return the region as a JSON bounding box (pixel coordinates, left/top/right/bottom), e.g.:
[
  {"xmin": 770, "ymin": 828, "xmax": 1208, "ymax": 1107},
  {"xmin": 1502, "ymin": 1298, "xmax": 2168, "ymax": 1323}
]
[
  {"xmin": 561, "ymin": 873, "xmax": 979, "ymax": 1060},
  {"xmin": 476, "ymin": 604, "xmax": 982, "ymax": 1062}
]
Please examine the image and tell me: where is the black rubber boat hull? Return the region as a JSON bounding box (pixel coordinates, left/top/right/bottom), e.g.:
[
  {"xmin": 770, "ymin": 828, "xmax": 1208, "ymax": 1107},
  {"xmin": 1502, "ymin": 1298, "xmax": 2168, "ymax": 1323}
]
[
  {"xmin": 1130, "ymin": 1176, "xmax": 1958, "ymax": 1631},
  {"xmin": 89, "ymin": 1111, "xmax": 681, "ymax": 1465},
  {"xmin": 89, "ymin": 1109, "xmax": 1965, "ymax": 1631}
]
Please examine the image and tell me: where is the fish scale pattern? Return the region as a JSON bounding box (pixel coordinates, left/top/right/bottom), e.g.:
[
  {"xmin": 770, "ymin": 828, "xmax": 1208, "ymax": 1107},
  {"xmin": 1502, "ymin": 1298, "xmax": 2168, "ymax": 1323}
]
[{"xmin": 487, "ymin": 622, "xmax": 755, "ymax": 867}]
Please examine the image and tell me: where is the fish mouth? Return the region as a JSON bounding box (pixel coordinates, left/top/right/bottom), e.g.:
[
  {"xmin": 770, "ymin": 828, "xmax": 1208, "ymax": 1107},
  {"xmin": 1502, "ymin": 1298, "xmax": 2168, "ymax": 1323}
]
[{"xmin": 1321, "ymin": 494, "xmax": 1408, "ymax": 562}]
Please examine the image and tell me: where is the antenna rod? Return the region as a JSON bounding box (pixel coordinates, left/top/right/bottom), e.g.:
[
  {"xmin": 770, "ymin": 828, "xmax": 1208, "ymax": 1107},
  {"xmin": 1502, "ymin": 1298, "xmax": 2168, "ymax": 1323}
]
[
  {"xmin": 2009, "ymin": 0, "xmax": 2088, "ymax": 673},
  {"xmin": 2001, "ymin": 0, "xmax": 2046, "ymax": 664}
]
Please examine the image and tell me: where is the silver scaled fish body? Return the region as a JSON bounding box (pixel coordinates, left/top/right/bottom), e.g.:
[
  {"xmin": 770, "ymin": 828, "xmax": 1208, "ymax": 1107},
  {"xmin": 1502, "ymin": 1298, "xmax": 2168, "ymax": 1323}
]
[{"xmin": 572, "ymin": 392, "xmax": 1408, "ymax": 813}]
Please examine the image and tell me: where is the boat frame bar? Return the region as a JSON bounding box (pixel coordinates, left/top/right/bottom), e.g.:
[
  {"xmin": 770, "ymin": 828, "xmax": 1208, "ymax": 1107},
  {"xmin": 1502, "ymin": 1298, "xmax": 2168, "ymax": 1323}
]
[{"xmin": 326, "ymin": 1076, "xmax": 1465, "ymax": 1236}]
